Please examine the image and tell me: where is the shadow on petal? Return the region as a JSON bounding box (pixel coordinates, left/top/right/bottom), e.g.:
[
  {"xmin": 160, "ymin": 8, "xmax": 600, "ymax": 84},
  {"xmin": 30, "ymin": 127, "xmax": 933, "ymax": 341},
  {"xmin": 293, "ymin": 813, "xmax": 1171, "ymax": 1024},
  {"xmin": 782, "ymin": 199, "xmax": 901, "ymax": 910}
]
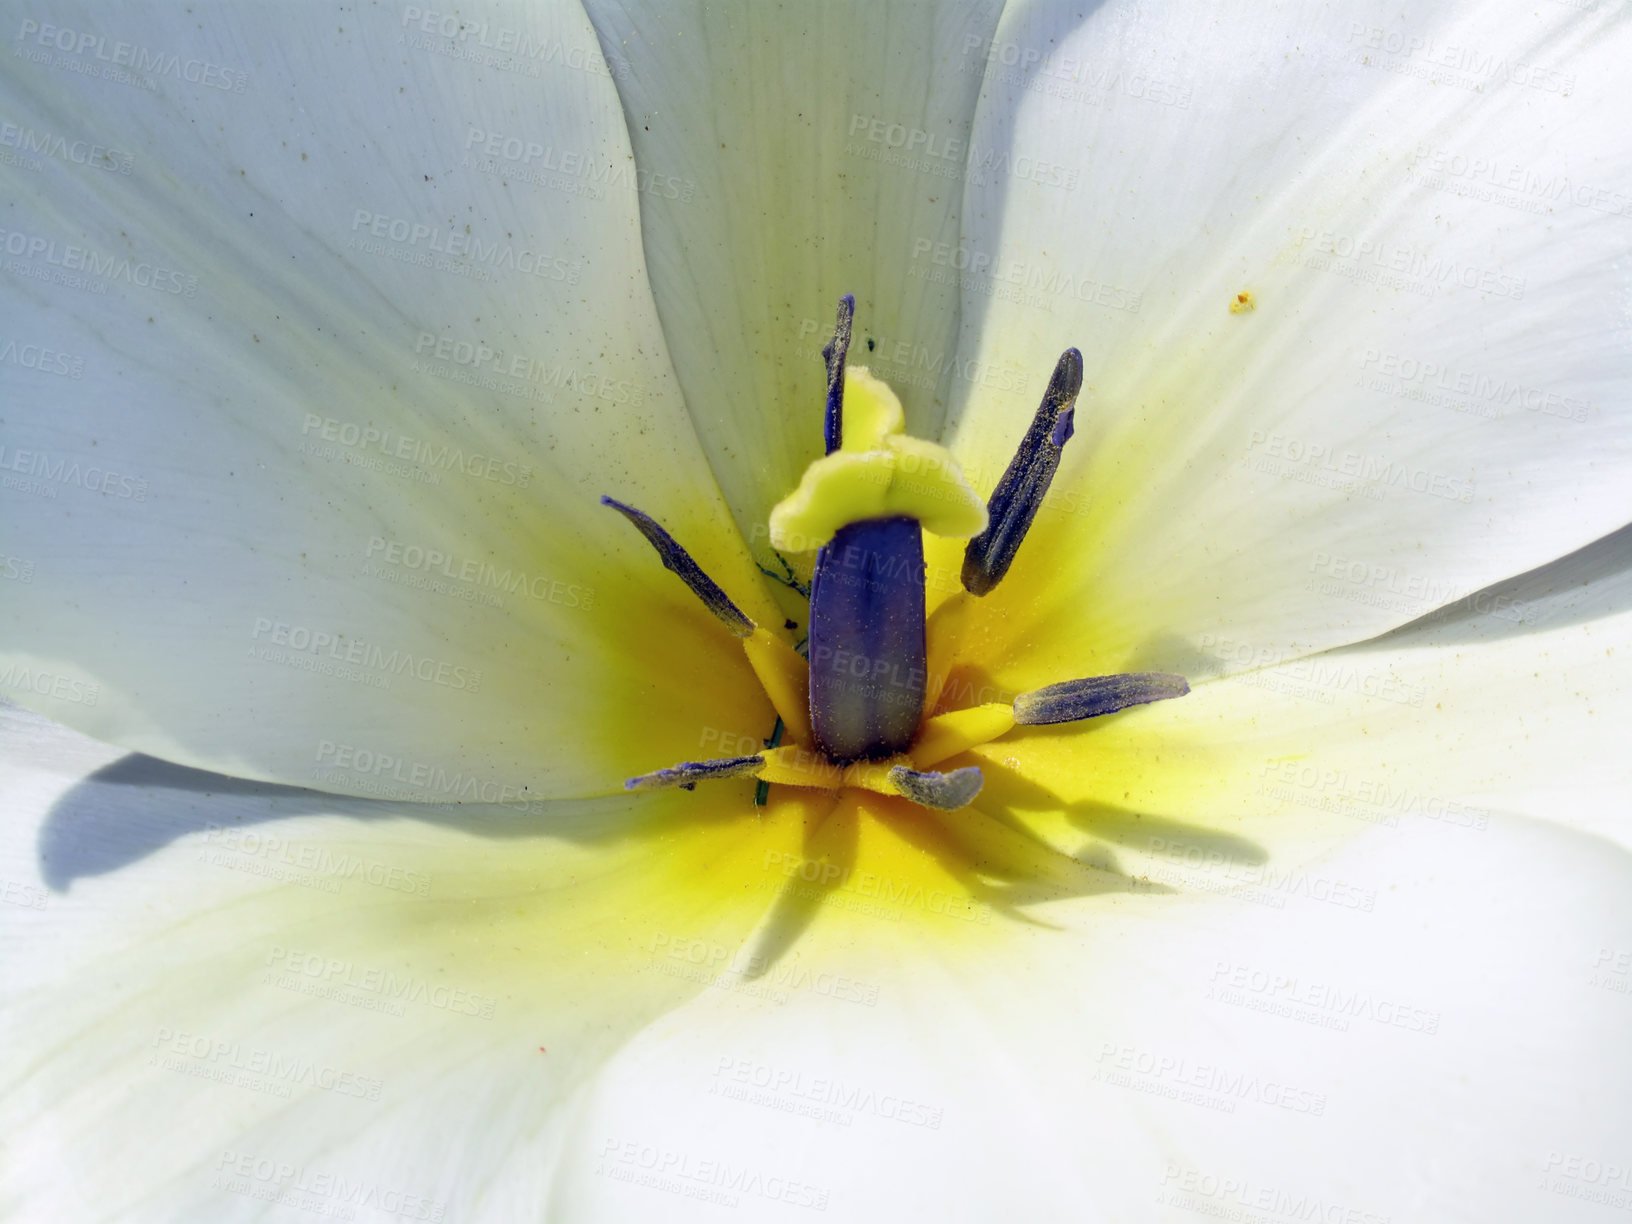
[
  {"xmin": 37, "ymin": 751, "xmax": 751, "ymax": 892},
  {"xmin": 946, "ymin": 0, "xmax": 1114, "ymax": 440},
  {"xmin": 975, "ymin": 743, "xmax": 1270, "ymax": 871},
  {"xmin": 885, "ymin": 785, "xmax": 1169, "ymax": 923},
  {"xmin": 740, "ymin": 792, "xmax": 856, "ymax": 980}
]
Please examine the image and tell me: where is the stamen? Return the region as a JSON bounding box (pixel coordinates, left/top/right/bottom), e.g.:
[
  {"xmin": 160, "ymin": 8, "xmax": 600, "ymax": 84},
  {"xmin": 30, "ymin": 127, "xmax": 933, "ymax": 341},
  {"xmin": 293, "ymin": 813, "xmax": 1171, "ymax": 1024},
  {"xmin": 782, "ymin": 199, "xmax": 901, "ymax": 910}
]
[
  {"xmin": 601, "ymin": 496, "xmax": 756, "ymax": 637},
  {"xmin": 754, "ymin": 717, "xmax": 785, "ymax": 807},
  {"xmin": 821, "ymin": 293, "xmax": 855, "ymax": 455},
  {"xmin": 888, "ymin": 765, "xmax": 984, "ymax": 811},
  {"xmin": 626, "ymin": 754, "xmax": 766, "ymax": 792},
  {"xmin": 961, "ymin": 348, "xmax": 1084, "ymax": 596},
  {"xmin": 741, "ymin": 627, "xmax": 813, "ymax": 746},
  {"xmin": 758, "ymin": 744, "xmax": 850, "ymax": 790},
  {"xmin": 911, "ymin": 703, "xmax": 1016, "ymax": 766},
  {"xmin": 755, "ymin": 747, "xmax": 984, "ymax": 812},
  {"xmin": 1012, "ymin": 672, "xmax": 1190, "ymax": 725}
]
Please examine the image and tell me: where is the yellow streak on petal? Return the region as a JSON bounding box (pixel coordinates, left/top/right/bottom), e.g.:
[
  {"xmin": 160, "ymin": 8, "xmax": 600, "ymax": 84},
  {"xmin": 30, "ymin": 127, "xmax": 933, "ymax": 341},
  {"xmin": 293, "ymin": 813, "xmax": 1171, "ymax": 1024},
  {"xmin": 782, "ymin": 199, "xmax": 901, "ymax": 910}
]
[
  {"xmin": 758, "ymin": 744, "xmax": 846, "ymax": 790},
  {"xmin": 841, "ymin": 757, "xmax": 910, "ymax": 796},
  {"xmin": 912, "ymin": 703, "xmax": 1016, "ymax": 767},
  {"xmin": 741, "ymin": 628, "xmax": 812, "ymax": 746},
  {"xmin": 924, "ymin": 589, "xmax": 976, "ymax": 712}
]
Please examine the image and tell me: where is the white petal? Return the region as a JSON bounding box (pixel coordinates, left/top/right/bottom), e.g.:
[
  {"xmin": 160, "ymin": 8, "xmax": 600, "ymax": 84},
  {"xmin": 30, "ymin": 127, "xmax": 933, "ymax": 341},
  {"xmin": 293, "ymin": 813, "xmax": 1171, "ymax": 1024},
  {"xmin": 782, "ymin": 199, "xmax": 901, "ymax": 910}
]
[
  {"xmin": 978, "ymin": 523, "xmax": 1632, "ymax": 882},
  {"xmin": 558, "ymin": 808, "xmax": 1632, "ymax": 1220},
  {"xmin": 0, "ymin": 1, "xmax": 777, "ymax": 797},
  {"xmin": 580, "ymin": 0, "xmax": 1008, "ymax": 537},
  {"xmin": 0, "ymin": 701, "xmax": 830, "ymax": 1221},
  {"xmin": 941, "ymin": 0, "xmax": 1632, "ymax": 685}
]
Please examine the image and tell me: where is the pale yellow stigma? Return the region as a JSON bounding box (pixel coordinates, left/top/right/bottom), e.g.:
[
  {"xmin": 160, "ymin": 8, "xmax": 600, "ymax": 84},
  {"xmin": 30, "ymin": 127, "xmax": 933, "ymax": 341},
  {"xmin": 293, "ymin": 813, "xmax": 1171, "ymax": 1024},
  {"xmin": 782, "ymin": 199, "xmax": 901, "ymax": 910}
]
[{"xmin": 768, "ymin": 366, "xmax": 987, "ymax": 552}]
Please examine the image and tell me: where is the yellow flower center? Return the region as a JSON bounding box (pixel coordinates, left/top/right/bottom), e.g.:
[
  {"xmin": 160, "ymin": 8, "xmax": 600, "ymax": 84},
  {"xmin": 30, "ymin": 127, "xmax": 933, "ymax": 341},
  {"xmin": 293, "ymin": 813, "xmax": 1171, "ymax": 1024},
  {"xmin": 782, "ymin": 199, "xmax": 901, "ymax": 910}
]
[{"xmin": 598, "ymin": 296, "xmax": 1192, "ymax": 951}]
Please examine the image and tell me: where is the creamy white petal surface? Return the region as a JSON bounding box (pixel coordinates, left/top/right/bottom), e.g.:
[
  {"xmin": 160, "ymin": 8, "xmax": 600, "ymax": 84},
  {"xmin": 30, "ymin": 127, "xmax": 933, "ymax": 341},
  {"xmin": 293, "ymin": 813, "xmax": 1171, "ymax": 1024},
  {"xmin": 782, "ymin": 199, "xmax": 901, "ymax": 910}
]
[
  {"xmin": 551, "ymin": 790, "xmax": 1632, "ymax": 1221},
  {"xmin": 569, "ymin": 537, "xmax": 1632, "ymax": 1222},
  {"xmin": 938, "ymin": 0, "xmax": 1632, "ymax": 690},
  {"xmin": 0, "ymin": 700, "xmax": 832, "ymax": 1222},
  {"xmin": 0, "ymin": 1, "xmax": 780, "ymax": 798},
  {"xmin": 581, "ymin": 0, "xmax": 1007, "ymax": 539},
  {"xmin": 11, "ymin": 679, "xmax": 1630, "ymax": 1222},
  {"xmin": 2, "ymin": 2, "xmax": 1631, "ymax": 1220}
]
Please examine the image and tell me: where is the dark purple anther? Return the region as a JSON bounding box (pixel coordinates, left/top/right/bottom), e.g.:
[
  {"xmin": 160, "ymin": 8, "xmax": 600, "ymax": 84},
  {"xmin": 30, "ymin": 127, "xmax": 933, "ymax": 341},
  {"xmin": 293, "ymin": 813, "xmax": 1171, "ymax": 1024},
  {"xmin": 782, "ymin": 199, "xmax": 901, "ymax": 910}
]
[
  {"xmin": 1013, "ymin": 672, "xmax": 1190, "ymax": 724},
  {"xmin": 626, "ymin": 754, "xmax": 766, "ymax": 791},
  {"xmin": 962, "ymin": 348, "xmax": 1084, "ymax": 596},
  {"xmin": 601, "ymin": 496, "xmax": 756, "ymax": 636},
  {"xmin": 807, "ymin": 516, "xmax": 927, "ymax": 762},
  {"xmin": 821, "ymin": 294, "xmax": 855, "ymax": 455}
]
